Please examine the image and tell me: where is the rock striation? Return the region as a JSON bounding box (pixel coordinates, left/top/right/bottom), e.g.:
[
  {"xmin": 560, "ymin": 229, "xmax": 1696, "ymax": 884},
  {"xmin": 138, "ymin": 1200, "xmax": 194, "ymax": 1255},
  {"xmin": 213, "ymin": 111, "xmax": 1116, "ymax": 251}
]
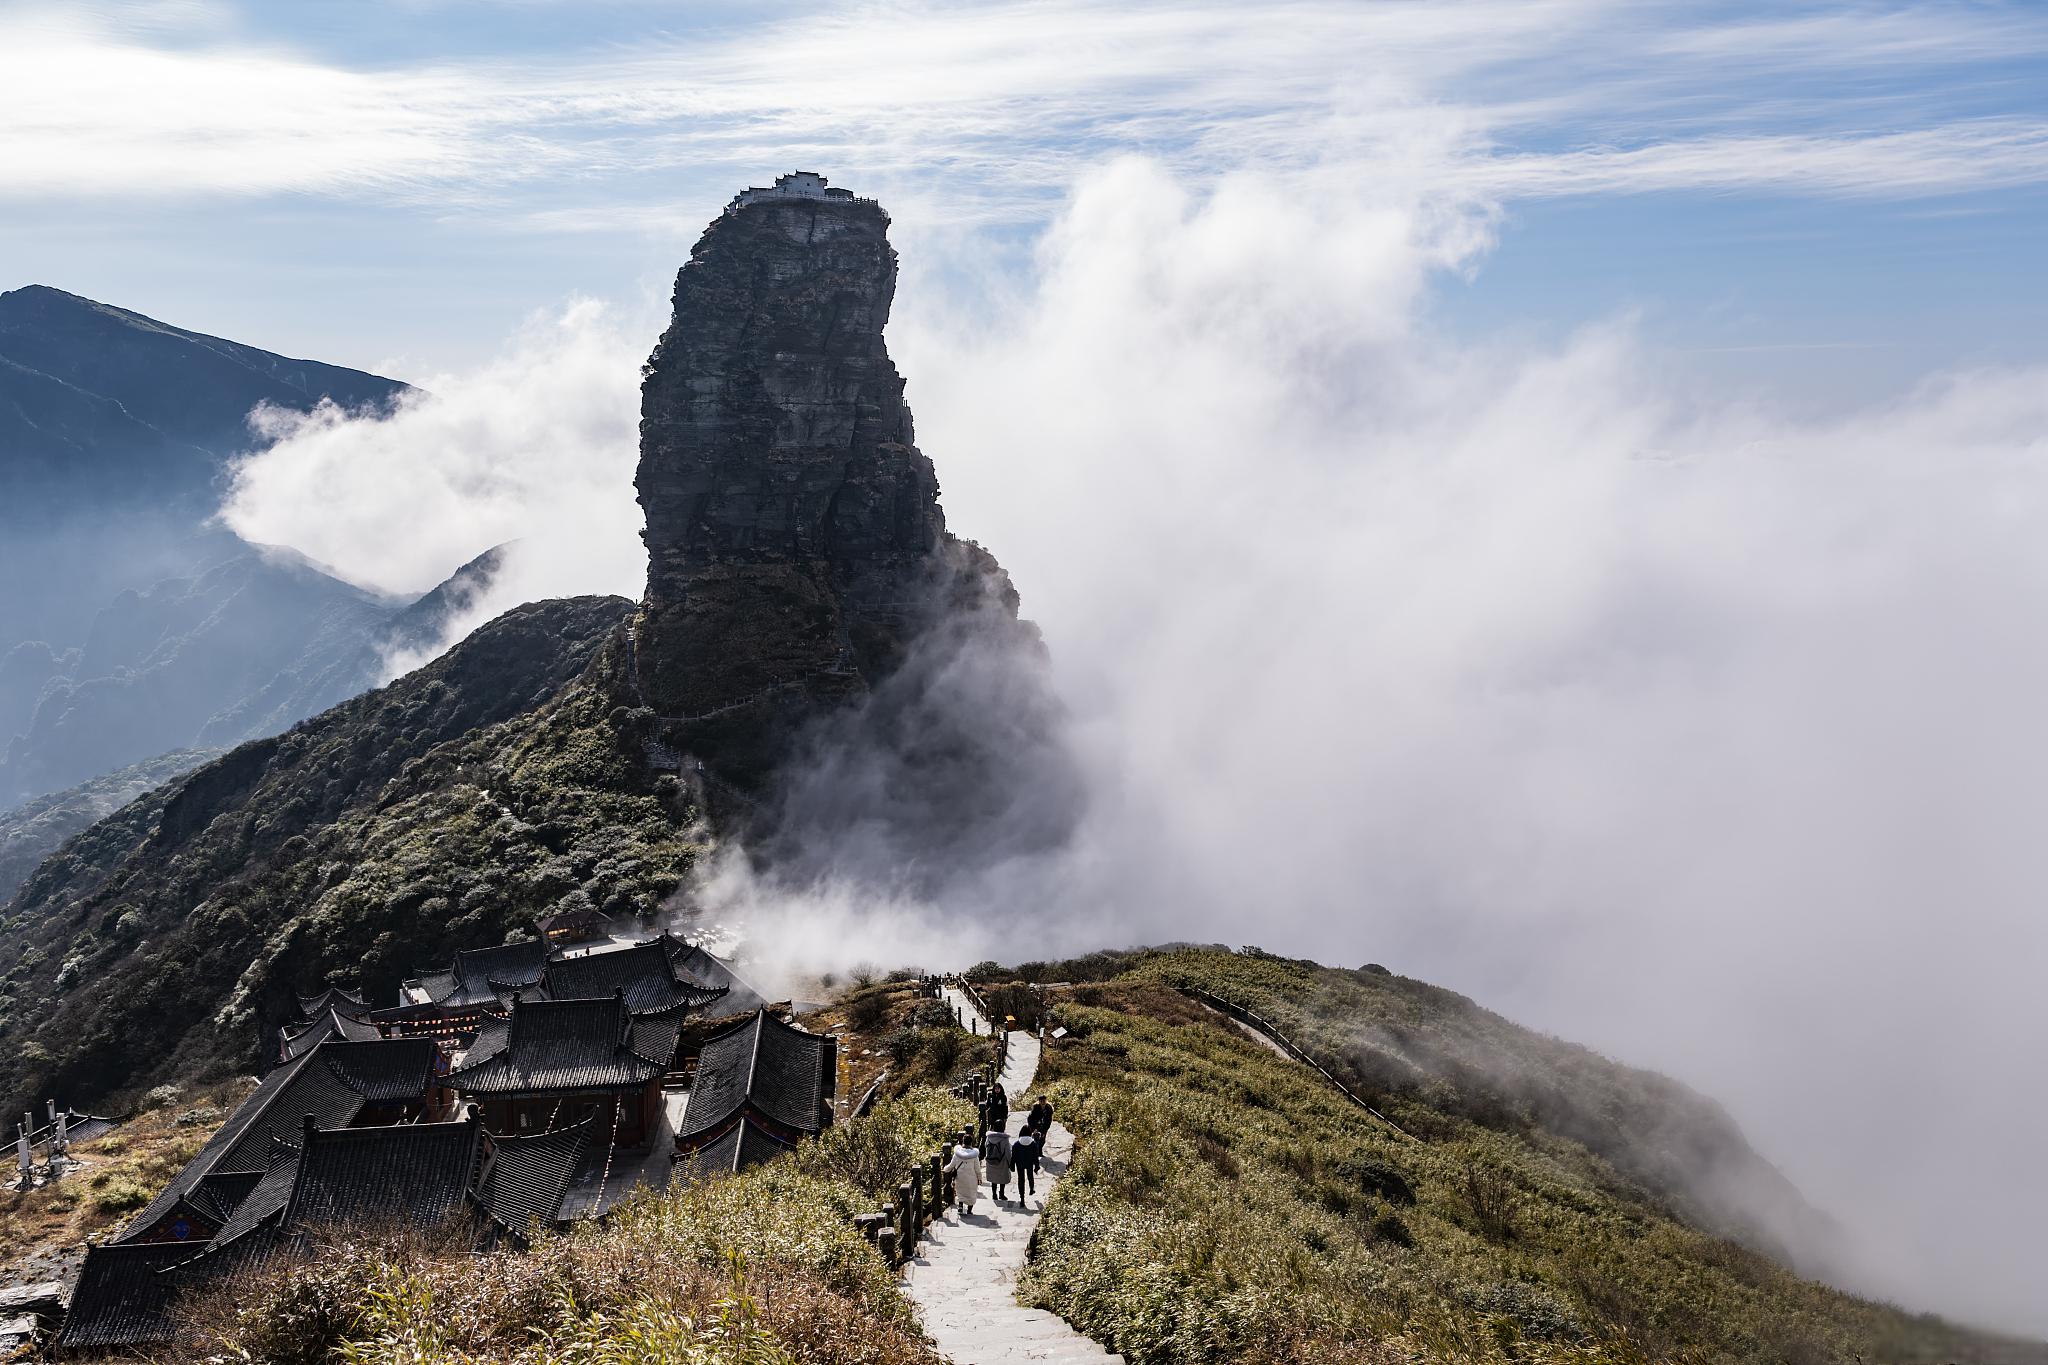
[{"xmin": 635, "ymin": 173, "xmax": 1023, "ymax": 787}]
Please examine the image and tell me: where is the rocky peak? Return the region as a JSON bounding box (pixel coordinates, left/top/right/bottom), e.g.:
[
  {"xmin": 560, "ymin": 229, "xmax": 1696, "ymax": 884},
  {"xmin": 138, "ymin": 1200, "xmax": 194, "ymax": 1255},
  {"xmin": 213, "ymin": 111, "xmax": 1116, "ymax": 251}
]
[{"xmin": 634, "ymin": 173, "xmax": 1018, "ymax": 786}]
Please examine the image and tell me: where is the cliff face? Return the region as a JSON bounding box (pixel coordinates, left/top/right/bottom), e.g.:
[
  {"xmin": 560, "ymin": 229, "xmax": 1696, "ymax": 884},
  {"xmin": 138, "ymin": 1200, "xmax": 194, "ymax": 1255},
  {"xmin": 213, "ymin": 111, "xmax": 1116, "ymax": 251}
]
[{"xmin": 635, "ymin": 178, "xmax": 1018, "ymax": 787}]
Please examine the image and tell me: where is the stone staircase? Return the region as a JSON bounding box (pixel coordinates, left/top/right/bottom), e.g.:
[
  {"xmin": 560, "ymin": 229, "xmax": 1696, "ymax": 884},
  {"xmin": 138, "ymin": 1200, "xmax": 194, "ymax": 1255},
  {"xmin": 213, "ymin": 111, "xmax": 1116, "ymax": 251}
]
[{"xmin": 903, "ymin": 988, "xmax": 1122, "ymax": 1364}]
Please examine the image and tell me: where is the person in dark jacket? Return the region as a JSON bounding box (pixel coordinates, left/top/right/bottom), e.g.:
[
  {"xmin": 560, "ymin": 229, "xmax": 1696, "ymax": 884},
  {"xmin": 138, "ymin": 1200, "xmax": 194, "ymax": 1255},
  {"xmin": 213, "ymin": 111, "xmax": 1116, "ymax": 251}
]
[
  {"xmin": 1009, "ymin": 1127, "xmax": 1041, "ymax": 1200},
  {"xmin": 1028, "ymin": 1096, "xmax": 1054, "ymax": 1133},
  {"xmin": 987, "ymin": 1088, "xmax": 1010, "ymax": 1131}
]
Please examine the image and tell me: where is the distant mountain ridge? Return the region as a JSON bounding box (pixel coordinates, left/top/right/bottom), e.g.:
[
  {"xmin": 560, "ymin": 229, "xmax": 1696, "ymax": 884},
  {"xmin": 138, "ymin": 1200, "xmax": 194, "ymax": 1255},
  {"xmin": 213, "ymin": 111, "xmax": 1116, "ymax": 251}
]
[
  {"xmin": 0, "ymin": 746, "xmax": 221, "ymax": 906},
  {"xmin": 0, "ymin": 285, "xmax": 507, "ymax": 809},
  {"xmin": 0, "ymin": 283, "xmax": 406, "ymax": 518},
  {"xmin": 0, "ymin": 283, "xmax": 411, "ymax": 650}
]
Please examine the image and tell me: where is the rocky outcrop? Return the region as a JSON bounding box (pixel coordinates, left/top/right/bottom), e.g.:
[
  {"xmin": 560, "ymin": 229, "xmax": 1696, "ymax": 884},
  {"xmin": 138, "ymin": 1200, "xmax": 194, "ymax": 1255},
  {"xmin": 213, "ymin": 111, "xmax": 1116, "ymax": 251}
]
[{"xmin": 634, "ymin": 174, "xmax": 1026, "ymax": 788}]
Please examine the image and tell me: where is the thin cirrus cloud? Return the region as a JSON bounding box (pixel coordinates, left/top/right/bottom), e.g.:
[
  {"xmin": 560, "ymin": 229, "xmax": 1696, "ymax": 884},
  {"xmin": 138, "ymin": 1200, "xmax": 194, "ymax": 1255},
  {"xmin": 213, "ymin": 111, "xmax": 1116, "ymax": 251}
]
[{"xmin": 3, "ymin": 1, "xmax": 2047, "ymax": 214}]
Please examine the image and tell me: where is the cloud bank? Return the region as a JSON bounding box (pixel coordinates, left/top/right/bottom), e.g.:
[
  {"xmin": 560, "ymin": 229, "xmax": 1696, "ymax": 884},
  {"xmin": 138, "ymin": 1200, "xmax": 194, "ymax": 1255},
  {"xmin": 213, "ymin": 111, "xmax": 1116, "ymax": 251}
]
[
  {"xmin": 892, "ymin": 157, "xmax": 2048, "ymax": 1336},
  {"xmin": 215, "ymin": 150, "xmax": 2048, "ymax": 1334},
  {"xmin": 220, "ymin": 299, "xmax": 650, "ymax": 670}
]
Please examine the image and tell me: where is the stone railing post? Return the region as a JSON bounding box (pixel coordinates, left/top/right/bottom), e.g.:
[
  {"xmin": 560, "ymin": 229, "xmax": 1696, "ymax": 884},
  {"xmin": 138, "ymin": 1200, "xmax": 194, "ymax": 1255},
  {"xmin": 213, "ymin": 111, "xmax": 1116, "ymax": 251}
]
[
  {"xmin": 929, "ymin": 1151, "xmax": 946, "ymax": 1213},
  {"xmin": 878, "ymin": 1226, "xmax": 898, "ymax": 1265}
]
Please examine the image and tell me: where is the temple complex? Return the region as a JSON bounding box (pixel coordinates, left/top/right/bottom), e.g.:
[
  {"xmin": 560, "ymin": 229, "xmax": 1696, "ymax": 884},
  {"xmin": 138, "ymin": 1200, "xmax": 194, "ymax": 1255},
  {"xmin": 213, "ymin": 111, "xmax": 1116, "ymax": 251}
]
[{"xmin": 63, "ymin": 925, "xmax": 835, "ymax": 1355}]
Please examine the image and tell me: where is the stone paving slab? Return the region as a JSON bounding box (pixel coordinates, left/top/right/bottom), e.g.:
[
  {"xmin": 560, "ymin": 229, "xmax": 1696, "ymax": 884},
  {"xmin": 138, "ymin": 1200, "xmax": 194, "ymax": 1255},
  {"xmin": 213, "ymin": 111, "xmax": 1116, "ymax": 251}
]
[{"xmin": 908, "ymin": 988, "xmax": 1122, "ymax": 1364}]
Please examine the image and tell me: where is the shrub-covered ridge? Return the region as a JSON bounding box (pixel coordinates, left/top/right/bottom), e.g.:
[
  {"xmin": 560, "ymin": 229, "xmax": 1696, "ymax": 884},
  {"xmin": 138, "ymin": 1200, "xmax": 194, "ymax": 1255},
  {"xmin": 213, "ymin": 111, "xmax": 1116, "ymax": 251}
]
[
  {"xmin": 0, "ymin": 596, "xmax": 704, "ymax": 1115},
  {"xmin": 1021, "ymin": 958, "xmax": 2047, "ymax": 1365}
]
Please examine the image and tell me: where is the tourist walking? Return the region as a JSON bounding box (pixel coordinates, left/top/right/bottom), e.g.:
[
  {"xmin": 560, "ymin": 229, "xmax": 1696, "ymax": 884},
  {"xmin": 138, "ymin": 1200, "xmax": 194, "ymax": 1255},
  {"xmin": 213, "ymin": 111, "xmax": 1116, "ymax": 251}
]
[
  {"xmin": 986, "ymin": 1087, "xmax": 1009, "ymax": 1132},
  {"xmin": 943, "ymin": 1135, "xmax": 982, "ymax": 1216},
  {"xmin": 1010, "ymin": 1127, "xmax": 1040, "ymax": 1200},
  {"xmin": 1028, "ymin": 1095, "xmax": 1053, "ymax": 1133},
  {"xmin": 982, "ymin": 1126, "xmax": 1014, "ymax": 1202}
]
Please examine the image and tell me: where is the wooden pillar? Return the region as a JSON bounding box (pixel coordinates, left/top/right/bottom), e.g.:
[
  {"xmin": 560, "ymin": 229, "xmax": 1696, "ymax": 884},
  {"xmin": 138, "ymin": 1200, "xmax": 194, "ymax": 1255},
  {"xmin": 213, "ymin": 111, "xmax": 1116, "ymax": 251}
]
[
  {"xmin": 929, "ymin": 1152, "xmax": 946, "ymax": 1213},
  {"xmin": 878, "ymin": 1226, "xmax": 898, "ymax": 1265}
]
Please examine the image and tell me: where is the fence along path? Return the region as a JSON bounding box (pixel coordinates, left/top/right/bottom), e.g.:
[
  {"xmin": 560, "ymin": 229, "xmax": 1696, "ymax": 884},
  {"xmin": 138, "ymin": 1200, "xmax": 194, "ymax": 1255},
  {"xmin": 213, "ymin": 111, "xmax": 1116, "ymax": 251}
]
[{"xmin": 903, "ymin": 987, "xmax": 1122, "ymax": 1364}]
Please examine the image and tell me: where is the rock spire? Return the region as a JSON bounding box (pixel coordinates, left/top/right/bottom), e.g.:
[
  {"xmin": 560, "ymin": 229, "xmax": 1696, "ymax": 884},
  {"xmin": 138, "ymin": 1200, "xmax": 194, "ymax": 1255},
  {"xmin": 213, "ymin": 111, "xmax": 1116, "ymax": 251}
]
[{"xmin": 634, "ymin": 173, "xmax": 1025, "ymax": 787}]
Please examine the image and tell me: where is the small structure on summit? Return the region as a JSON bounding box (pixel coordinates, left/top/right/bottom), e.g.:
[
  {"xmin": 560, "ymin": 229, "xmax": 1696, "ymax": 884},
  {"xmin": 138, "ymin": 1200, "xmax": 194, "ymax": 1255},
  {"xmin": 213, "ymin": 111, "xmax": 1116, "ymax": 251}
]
[{"xmin": 727, "ymin": 169, "xmax": 860, "ymax": 210}]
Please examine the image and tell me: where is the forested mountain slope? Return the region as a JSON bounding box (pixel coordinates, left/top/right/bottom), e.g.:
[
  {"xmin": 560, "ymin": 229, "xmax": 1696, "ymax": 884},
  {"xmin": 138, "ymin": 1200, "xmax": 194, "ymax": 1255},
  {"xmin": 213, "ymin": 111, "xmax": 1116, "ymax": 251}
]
[
  {"xmin": 0, "ymin": 595, "xmax": 695, "ymax": 1115},
  {"xmin": 0, "ymin": 746, "xmax": 219, "ymax": 906}
]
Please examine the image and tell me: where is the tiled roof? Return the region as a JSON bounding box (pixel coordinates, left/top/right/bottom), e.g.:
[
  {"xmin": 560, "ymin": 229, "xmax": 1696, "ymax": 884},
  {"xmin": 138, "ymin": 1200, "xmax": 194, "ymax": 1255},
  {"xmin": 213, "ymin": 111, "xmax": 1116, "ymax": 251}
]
[
  {"xmin": 167, "ymin": 1118, "xmax": 490, "ymax": 1291},
  {"xmin": 664, "ymin": 938, "xmax": 768, "ymax": 1018},
  {"xmin": 320, "ymin": 1036, "xmax": 437, "ymax": 1101},
  {"xmin": 476, "ymin": 1120, "xmax": 590, "ymax": 1236},
  {"xmin": 280, "ymin": 1004, "xmax": 384, "ymax": 1061},
  {"xmin": 539, "ymin": 940, "xmax": 730, "ymax": 1014},
  {"xmin": 118, "ymin": 1038, "xmax": 435, "ymax": 1242},
  {"xmin": 54, "ymin": 1241, "xmax": 193, "ymax": 1353},
  {"xmin": 677, "ymin": 1010, "xmax": 834, "ymax": 1140},
  {"xmin": 677, "ymin": 1114, "xmax": 795, "ymax": 1181},
  {"xmin": 209, "ymin": 1138, "xmax": 301, "ymax": 1248},
  {"xmin": 416, "ymin": 939, "xmax": 548, "ymax": 1007},
  {"xmin": 627, "ymin": 1004, "xmax": 688, "ymax": 1074},
  {"xmin": 447, "ymin": 994, "xmax": 667, "ymax": 1096},
  {"xmin": 187, "ymin": 1169, "xmax": 264, "ymax": 1226},
  {"xmin": 297, "ymin": 985, "xmax": 368, "ymax": 1016},
  {"xmin": 286, "ymin": 1119, "xmax": 482, "ymax": 1233}
]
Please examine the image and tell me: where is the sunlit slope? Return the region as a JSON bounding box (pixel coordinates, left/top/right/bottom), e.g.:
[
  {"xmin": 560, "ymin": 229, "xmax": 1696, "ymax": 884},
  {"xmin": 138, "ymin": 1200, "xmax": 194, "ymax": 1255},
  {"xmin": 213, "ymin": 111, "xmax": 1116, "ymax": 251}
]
[{"xmin": 1017, "ymin": 950, "xmax": 2046, "ymax": 1365}]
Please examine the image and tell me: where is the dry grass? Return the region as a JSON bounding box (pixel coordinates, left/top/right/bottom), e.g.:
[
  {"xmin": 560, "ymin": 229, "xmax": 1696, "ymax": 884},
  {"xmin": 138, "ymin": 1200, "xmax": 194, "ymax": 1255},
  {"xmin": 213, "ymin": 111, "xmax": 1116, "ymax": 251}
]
[
  {"xmin": 0, "ymin": 1078, "xmax": 249, "ymax": 1284},
  {"xmin": 162, "ymin": 1087, "xmax": 971, "ymax": 1364}
]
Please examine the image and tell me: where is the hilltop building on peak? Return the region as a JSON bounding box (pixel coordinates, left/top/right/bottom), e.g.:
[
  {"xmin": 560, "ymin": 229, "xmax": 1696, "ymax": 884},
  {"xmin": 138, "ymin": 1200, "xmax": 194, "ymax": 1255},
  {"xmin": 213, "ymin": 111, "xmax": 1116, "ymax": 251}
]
[{"xmin": 727, "ymin": 170, "xmax": 873, "ymax": 212}]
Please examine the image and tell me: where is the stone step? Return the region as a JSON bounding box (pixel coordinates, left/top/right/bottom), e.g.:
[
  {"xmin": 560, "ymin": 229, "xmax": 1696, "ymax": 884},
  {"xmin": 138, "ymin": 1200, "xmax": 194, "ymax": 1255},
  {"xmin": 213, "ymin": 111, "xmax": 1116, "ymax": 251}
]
[{"xmin": 912, "ymin": 989, "xmax": 1109, "ymax": 1365}]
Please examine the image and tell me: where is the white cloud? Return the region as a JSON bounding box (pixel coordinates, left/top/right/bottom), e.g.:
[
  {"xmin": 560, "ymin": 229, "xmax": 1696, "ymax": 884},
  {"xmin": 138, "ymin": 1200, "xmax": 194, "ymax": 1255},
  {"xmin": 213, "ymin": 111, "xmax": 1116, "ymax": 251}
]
[
  {"xmin": 220, "ymin": 298, "xmax": 649, "ymax": 665},
  {"xmin": 4, "ymin": 0, "xmax": 2047, "ymax": 212},
  {"xmin": 198, "ymin": 105, "xmax": 2048, "ymax": 1331},
  {"xmin": 878, "ymin": 155, "xmax": 2048, "ymax": 1335}
]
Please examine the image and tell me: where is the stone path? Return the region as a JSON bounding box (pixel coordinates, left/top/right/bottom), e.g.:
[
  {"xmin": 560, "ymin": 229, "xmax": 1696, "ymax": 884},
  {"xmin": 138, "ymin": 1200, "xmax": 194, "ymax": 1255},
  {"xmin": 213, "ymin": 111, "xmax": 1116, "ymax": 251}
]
[{"xmin": 903, "ymin": 988, "xmax": 1121, "ymax": 1364}]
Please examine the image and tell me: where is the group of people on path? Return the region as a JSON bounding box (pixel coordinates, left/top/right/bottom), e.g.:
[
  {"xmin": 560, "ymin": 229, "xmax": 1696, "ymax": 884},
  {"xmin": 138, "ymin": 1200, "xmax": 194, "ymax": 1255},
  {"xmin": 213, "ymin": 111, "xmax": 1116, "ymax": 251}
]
[{"xmin": 943, "ymin": 1094, "xmax": 1056, "ymax": 1216}]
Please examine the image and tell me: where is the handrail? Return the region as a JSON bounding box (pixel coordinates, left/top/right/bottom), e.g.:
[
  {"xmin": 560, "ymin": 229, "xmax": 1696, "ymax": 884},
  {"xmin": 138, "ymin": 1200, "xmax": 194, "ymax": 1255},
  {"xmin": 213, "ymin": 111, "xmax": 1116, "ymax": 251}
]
[
  {"xmin": 839, "ymin": 976, "xmax": 1009, "ymax": 1270},
  {"xmin": 1177, "ymin": 984, "xmax": 1414, "ymax": 1142}
]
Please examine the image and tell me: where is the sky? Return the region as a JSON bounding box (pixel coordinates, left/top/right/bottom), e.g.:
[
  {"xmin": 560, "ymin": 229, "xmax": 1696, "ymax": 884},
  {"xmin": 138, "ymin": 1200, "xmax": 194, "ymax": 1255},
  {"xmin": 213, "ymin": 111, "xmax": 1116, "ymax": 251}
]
[
  {"xmin": 3, "ymin": 0, "xmax": 2047, "ymax": 392},
  {"xmin": 8, "ymin": 0, "xmax": 2048, "ymax": 1340}
]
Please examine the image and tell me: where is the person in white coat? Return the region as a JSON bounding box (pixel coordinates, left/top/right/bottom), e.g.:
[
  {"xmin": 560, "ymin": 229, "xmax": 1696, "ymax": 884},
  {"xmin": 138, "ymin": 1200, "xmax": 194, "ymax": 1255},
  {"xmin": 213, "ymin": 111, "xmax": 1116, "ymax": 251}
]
[{"xmin": 942, "ymin": 1136, "xmax": 983, "ymax": 1215}]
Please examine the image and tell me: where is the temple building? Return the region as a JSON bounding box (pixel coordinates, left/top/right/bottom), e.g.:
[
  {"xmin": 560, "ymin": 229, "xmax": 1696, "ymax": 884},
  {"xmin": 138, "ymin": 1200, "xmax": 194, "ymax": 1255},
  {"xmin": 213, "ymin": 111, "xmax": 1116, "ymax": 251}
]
[
  {"xmin": 402, "ymin": 937, "xmax": 550, "ymax": 1008},
  {"xmin": 674, "ymin": 1010, "xmax": 836, "ymax": 1177},
  {"xmin": 58, "ymin": 1108, "xmax": 587, "ymax": 1356},
  {"xmin": 119, "ymin": 1037, "xmax": 446, "ymax": 1248},
  {"xmin": 524, "ymin": 937, "xmax": 730, "ymax": 1015},
  {"xmin": 446, "ymin": 992, "xmax": 681, "ymax": 1146},
  {"xmin": 58, "ymin": 1036, "xmax": 454, "ymax": 1355},
  {"xmin": 66, "ymin": 927, "xmax": 796, "ymax": 1355}
]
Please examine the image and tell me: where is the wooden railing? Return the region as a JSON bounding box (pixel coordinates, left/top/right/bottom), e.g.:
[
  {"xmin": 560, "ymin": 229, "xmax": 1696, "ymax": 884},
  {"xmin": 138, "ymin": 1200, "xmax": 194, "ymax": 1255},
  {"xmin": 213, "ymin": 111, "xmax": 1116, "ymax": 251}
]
[
  {"xmin": 1176, "ymin": 983, "xmax": 1414, "ymax": 1142},
  {"xmin": 844, "ymin": 975, "xmax": 1010, "ymax": 1267}
]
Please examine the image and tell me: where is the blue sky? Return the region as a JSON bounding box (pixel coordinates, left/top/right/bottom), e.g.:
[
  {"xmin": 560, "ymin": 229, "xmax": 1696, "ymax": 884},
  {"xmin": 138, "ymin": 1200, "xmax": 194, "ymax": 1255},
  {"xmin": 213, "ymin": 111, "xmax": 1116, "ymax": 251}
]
[
  {"xmin": 13, "ymin": 1, "xmax": 2048, "ymax": 1330},
  {"xmin": 3, "ymin": 0, "xmax": 2046, "ymax": 396}
]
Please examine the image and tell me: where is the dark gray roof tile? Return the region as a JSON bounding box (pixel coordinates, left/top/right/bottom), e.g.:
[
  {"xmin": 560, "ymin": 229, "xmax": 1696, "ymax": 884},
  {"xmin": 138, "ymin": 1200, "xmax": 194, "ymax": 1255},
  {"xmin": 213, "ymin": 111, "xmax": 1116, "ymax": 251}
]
[
  {"xmin": 678, "ymin": 1010, "xmax": 833, "ymax": 1140},
  {"xmin": 447, "ymin": 995, "xmax": 665, "ymax": 1095},
  {"xmin": 55, "ymin": 1242, "xmax": 192, "ymax": 1352}
]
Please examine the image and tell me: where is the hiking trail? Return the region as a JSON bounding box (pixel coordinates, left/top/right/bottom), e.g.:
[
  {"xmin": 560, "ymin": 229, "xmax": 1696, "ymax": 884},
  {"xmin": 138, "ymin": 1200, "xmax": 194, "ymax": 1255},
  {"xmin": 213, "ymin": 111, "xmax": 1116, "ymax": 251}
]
[{"xmin": 901, "ymin": 986, "xmax": 1122, "ymax": 1364}]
